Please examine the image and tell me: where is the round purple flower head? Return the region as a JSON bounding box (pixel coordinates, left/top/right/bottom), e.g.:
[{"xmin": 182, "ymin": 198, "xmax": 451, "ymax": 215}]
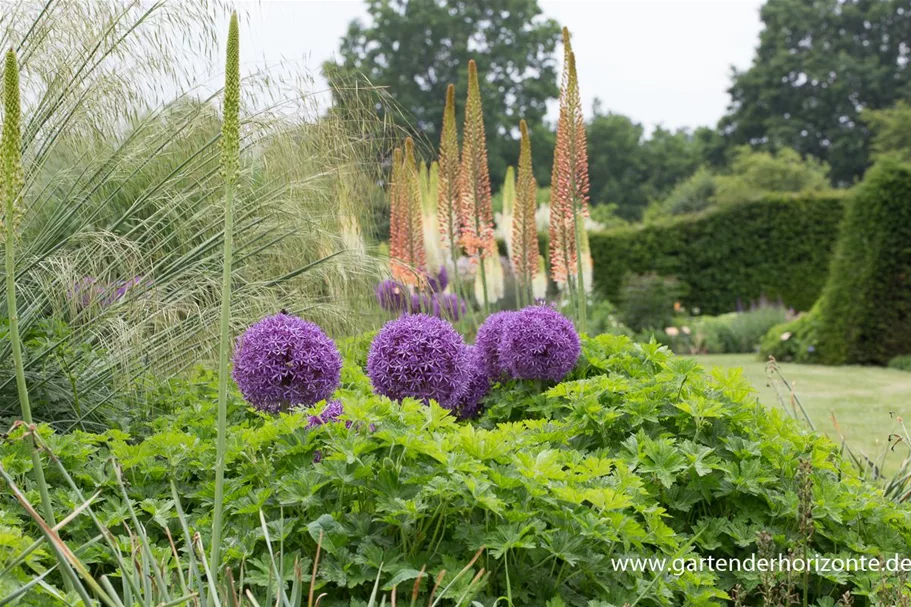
[
  {"xmin": 500, "ymin": 305, "xmax": 580, "ymax": 382},
  {"xmin": 232, "ymin": 312, "xmax": 342, "ymax": 413},
  {"xmin": 443, "ymin": 346, "xmax": 490, "ymax": 419},
  {"xmin": 367, "ymin": 313, "xmax": 464, "ymax": 405},
  {"xmin": 376, "ymin": 280, "xmax": 407, "ymax": 313},
  {"xmin": 474, "ymin": 311, "xmax": 517, "ymax": 380}
]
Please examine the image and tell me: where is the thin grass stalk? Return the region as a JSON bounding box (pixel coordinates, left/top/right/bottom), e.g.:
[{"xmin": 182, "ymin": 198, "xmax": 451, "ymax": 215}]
[
  {"xmin": 2, "ymin": 48, "xmax": 59, "ymax": 537},
  {"xmin": 210, "ymin": 13, "xmax": 240, "ymax": 603}
]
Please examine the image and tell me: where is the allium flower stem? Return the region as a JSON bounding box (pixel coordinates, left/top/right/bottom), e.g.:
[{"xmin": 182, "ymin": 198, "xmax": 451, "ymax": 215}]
[
  {"xmin": 2, "ymin": 49, "xmax": 58, "ymax": 537},
  {"xmin": 210, "ymin": 13, "xmax": 239, "ymax": 600}
]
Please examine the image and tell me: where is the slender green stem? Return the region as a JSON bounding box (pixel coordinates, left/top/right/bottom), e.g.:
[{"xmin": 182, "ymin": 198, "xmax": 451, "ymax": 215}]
[
  {"xmin": 572, "ymin": 207, "xmax": 587, "ymax": 333},
  {"xmin": 478, "ymin": 255, "xmax": 490, "ymax": 315},
  {"xmin": 209, "ymin": 152, "xmax": 234, "ymax": 605},
  {"xmin": 210, "ymin": 14, "xmax": 240, "ymax": 604},
  {"xmin": 7, "ymin": 220, "xmax": 56, "ymax": 529},
  {"xmin": 2, "ymin": 48, "xmax": 57, "ymax": 536}
]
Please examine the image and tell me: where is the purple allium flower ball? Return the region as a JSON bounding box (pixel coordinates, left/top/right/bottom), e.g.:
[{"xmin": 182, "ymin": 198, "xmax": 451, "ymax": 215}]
[
  {"xmin": 499, "ymin": 306, "xmax": 580, "ymax": 382},
  {"xmin": 426, "ymin": 266, "xmax": 449, "ymax": 294},
  {"xmin": 376, "ymin": 279, "xmax": 407, "ymax": 313},
  {"xmin": 443, "ymin": 346, "xmax": 490, "ymax": 419},
  {"xmin": 232, "ymin": 312, "xmax": 342, "ymax": 413},
  {"xmin": 474, "ymin": 311, "xmax": 518, "ymax": 380},
  {"xmin": 367, "ymin": 313, "xmax": 464, "ymax": 405}
]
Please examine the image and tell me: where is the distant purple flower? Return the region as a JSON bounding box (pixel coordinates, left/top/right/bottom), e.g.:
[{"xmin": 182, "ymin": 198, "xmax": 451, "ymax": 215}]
[
  {"xmin": 232, "ymin": 312, "xmax": 342, "ymax": 413},
  {"xmin": 67, "ymin": 275, "xmax": 150, "ymax": 309},
  {"xmin": 474, "ymin": 311, "xmax": 517, "ymax": 380},
  {"xmin": 367, "ymin": 314, "xmax": 464, "ymax": 405},
  {"xmin": 407, "ymin": 292, "xmax": 434, "ymax": 315},
  {"xmin": 534, "ymin": 298, "xmax": 558, "ymax": 310},
  {"xmin": 500, "ymin": 306, "xmax": 580, "ymax": 382},
  {"xmin": 68, "ymin": 277, "xmax": 100, "ymax": 307},
  {"xmin": 443, "ymin": 346, "xmax": 490, "ymax": 419},
  {"xmin": 103, "ymin": 276, "xmax": 148, "ymax": 306},
  {"xmin": 376, "ymin": 280, "xmax": 408, "ymax": 313},
  {"xmin": 434, "ymin": 293, "xmax": 468, "ymax": 321},
  {"xmin": 307, "ymin": 399, "xmax": 345, "ymax": 428},
  {"xmin": 426, "ymin": 266, "xmax": 449, "ymax": 294}
]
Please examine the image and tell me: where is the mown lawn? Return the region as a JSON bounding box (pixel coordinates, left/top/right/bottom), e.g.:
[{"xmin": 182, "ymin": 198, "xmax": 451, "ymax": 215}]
[{"xmin": 694, "ymin": 354, "xmax": 911, "ymax": 470}]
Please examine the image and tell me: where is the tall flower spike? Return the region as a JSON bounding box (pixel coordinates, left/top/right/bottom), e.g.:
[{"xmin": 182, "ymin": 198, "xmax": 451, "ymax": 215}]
[
  {"xmin": 512, "ymin": 121, "xmax": 539, "ymax": 306},
  {"xmin": 1, "ymin": 51, "xmax": 23, "ymax": 241},
  {"xmin": 211, "ymin": 13, "xmax": 240, "ymax": 595},
  {"xmin": 3, "ymin": 48, "xmax": 59, "ymax": 538},
  {"xmin": 438, "ymin": 84, "xmax": 461, "ymax": 266},
  {"xmin": 388, "ymin": 147, "xmax": 409, "ymax": 283},
  {"xmin": 422, "ymin": 161, "xmax": 444, "ymax": 277},
  {"xmin": 500, "ymin": 165, "xmax": 516, "ymax": 263},
  {"xmin": 459, "ymin": 60, "xmax": 495, "ymax": 310},
  {"xmin": 549, "ymin": 28, "xmax": 590, "ymax": 330},
  {"xmin": 392, "ymin": 137, "xmax": 426, "ymax": 285}
]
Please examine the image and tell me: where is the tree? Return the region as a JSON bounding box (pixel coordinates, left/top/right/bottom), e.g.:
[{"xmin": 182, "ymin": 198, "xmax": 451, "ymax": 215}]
[
  {"xmin": 863, "ymin": 101, "xmax": 911, "ymax": 163},
  {"xmin": 585, "ymin": 103, "xmax": 710, "ymax": 221},
  {"xmin": 586, "ymin": 110, "xmax": 647, "ymax": 221},
  {"xmin": 326, "ymin": 0, "xmax": 560, "ymax": 189},
  {"xmin": 720, "ymin": 0, "xmax": 911, "ymax": 186},
  {"xmin": 645, "ymin": 146, "xmax": 832, "ymax": 219}
]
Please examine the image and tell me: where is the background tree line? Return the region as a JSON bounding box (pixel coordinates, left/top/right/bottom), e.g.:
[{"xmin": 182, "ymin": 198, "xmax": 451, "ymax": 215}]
[{"xmin": 325, "ymin": 0, "xmax": 911, "ymax": 225}]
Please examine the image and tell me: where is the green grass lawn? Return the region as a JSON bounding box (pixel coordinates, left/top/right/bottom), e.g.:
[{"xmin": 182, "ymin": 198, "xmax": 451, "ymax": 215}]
[{"xmin": 694, "ymin": 354, "xmax": 911, "ymax": 470}]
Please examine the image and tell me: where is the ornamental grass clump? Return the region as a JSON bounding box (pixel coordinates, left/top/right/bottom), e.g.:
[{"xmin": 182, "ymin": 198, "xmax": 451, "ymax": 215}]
[
  {"xmin": 232, "ymin": 312, "xmax": 343, "ymax": 413},
  {"xmin": 367, "ymin": 313, "xmax": 464, "ymax": 405},
  {"xmin": 500, "ymin": 305, "xmax": 580, "ymax": 381},
  {"xmin": 474, "ymin": 310, "xmax": 517, "ymax": 380}
]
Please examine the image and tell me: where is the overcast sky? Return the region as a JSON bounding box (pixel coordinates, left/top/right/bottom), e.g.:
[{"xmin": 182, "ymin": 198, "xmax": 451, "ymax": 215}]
[{"xmin": 234, "ymin": 0, "xmax": 764, "ymax": 132}]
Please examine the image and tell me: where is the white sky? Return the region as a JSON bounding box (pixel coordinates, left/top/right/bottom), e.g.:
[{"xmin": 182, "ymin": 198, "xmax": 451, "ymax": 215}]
[{"xmin": 231, "ymin": 0, "xmax": 763, "ymax": 131}]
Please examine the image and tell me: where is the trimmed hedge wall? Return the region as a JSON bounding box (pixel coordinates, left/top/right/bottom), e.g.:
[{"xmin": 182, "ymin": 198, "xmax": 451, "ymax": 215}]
[
  {"xmin": 588, "ymin": 193, "xmax": 846, "ymax": 315},
  {"xmin": 816, "ymin": 158, "xmax": 911, "ymax": 365}
]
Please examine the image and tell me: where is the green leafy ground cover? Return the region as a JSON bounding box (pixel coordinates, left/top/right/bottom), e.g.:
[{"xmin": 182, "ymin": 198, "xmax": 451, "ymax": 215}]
[{"xmin": 3, "ymin": 336, "xmax": 910, "ymax": 605}]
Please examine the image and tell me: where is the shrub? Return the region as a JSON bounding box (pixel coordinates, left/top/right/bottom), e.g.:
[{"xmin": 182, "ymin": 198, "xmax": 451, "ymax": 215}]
[
  {"xmin": 616, "ymin": 272, "xmax": 685, "ymax": 332},
  {"xmin": 589, "ymin": 193, "xmax": 846, "ymax": 314},
  {"xmin": 888, "ymin": 354, "xmax": 911, "ymax": 372},
  {"xmin": 4, "ymin": 336, "xmax": 910, "ymax": 605},
  {"xmin": 644, "ymin": 166, "xmax": 717, "ymax": 219},
  {"xmin": 816, "ymin": 158, "xmax": 911, "ymax": 364},
  {"xmin": 693, "ymin": 305, "xmax": 789, "ymax": 354},
  {"xmin": 759, "ymin": 307, "xmax": 822, "ymax": 364}
]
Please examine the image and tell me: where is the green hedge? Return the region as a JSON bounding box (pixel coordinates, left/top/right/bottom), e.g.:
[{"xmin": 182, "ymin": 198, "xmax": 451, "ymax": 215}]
[
  {"xmin": 816, "ymin": 158, "xmax": 911, "ymax": 365},
  {"xmin": 588, "ymin": 193, "xmax": 846, "ymax": 315}
]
